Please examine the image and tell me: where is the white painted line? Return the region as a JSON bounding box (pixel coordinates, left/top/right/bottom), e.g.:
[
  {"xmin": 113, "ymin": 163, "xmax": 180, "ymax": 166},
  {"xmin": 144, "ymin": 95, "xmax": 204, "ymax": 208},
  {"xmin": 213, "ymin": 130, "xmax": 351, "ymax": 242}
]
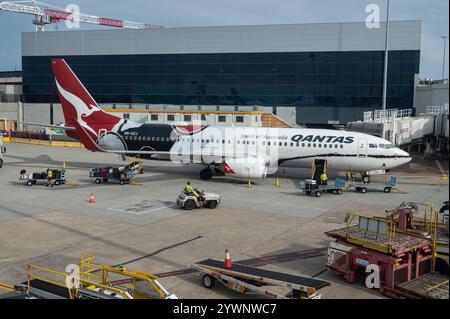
[{"xmin": 107, "ymin": 202, "xmax": 177, "ymax": 215}]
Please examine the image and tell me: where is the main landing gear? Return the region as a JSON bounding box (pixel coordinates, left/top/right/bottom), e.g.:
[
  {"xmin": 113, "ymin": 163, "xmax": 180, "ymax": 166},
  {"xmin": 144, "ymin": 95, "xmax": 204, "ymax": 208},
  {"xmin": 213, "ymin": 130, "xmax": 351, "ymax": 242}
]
[
  {"xmin": 200, "ymin": 168, "xmax": 213, "ymax": 180},
  {"xmin": 200, "ymin": 165, "xmax": 226, "ymax": 180}
]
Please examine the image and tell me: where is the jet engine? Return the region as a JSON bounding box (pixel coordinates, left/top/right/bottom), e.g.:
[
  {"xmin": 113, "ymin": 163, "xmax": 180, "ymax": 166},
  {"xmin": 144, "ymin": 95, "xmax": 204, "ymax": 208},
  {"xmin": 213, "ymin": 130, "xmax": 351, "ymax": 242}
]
[
  {"xmin": 224, "ymin": 156, "xmax": 269, "ymax": 179},
  {"xmin": 96, "ymin": 132, "xmax": 127, "ymax": 151}
]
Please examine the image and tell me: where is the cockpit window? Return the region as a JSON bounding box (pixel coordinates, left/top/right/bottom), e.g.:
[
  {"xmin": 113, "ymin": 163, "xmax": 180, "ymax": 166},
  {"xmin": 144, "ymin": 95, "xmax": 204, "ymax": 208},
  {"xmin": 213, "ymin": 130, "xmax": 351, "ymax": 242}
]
[
  {"xmin": 369, "ymin": 144, "xmax": 378, "ymax": 148},
  {"xmin": 379, "ymin": 144, "xmax": 394, "ymax": 149}
]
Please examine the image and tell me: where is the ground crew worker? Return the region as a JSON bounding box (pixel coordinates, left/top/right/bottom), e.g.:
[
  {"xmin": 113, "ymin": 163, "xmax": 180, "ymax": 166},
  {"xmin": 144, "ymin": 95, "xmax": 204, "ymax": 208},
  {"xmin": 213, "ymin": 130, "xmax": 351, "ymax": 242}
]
[
  {"xmin": 46, "ymin": 168, "xmax": 53, "ymax": 187},
  {"xmin": 320, "ymin": 172, "xmax": 328, "ymax": 186},
  {"xmin": 184, "ymin": 182, "xmax": 199, "ymax": 198}
]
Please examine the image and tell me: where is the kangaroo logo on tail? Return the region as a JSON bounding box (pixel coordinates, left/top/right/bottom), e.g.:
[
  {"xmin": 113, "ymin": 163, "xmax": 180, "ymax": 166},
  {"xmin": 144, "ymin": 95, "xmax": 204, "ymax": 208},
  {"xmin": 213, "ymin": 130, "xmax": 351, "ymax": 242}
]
[{"xmin": 51, "ymin": 59, "xmax": 121, "ymax": 139}]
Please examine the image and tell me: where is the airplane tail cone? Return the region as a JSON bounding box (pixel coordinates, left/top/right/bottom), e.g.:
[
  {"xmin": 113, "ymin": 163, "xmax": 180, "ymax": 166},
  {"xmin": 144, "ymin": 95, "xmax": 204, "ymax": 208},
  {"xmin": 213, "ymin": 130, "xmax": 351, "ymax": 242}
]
[
  {"xmin": 224, "ymin": 249, "xmax": 232, "ymax": 269},
  {"xmin": 89, "ymin": 193, "xmax": 95, "ymax": 204}
]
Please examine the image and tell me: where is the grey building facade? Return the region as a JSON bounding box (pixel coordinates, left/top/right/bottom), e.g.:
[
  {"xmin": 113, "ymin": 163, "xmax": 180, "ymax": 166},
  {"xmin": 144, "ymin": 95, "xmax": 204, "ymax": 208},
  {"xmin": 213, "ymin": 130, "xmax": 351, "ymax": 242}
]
[{"xmin": 21, "ymin": 21, "xmax": 422, "ymax": 125}]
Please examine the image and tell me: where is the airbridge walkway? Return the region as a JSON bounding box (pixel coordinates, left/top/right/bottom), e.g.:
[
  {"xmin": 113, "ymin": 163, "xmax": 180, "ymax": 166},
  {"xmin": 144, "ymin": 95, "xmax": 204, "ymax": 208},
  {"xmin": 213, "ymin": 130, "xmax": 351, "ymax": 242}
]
[{"xmin": 347, "ymin": 105, "xmax": 449, "ymax": 155}]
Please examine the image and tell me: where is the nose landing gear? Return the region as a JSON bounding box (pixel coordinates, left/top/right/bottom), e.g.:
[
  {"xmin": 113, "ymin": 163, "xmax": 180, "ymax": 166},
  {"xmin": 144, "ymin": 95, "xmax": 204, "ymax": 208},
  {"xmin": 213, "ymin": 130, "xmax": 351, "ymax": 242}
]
[{"xmin": 361, "ymin": 173, "xmax": 371, "ymax": 184}]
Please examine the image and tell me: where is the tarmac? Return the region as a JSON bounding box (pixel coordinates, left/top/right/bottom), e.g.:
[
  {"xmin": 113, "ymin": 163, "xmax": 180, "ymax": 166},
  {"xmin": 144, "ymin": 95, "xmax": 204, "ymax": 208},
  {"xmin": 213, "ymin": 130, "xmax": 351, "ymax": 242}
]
[{"xmin": 0, "ymin": 142, "xmax": 448, "ymax": 299}]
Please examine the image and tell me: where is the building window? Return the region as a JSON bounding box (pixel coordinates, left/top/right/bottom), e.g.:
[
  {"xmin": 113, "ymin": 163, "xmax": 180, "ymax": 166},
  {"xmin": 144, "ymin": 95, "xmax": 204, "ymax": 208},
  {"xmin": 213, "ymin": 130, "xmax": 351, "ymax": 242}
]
[
  {"xmin": 167, "ymin": 114, "xmax": 175, "ymax": 121},
  {"xmin": 236, "ymin": 116, "xmax": 244, "ymax": 123},
  {"xmin": 218, "ymin": 116, "xmax": 226, "ymax": 123},
  {"xmin": 151, "ymin": 114, "xmax": 159, "ymax": 121},
  {"xmin": 184, "ymin": 115, "xmax": 192, "ymax": 121}
]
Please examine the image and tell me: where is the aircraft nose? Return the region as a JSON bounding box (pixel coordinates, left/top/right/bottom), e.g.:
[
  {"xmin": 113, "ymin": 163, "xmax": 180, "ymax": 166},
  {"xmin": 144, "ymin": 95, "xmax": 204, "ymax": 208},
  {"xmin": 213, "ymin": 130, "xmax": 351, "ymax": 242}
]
[{"xmin": 396, "ymin": 148, "xmax": 412, "ymax": 164}]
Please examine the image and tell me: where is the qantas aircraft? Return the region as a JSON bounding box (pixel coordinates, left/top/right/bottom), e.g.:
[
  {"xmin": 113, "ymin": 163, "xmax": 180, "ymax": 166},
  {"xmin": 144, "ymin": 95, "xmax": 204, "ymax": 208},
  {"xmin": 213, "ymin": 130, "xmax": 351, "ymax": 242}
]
[{"xmin": 28, "ymin": 59, "xmax": 412, "ymax": 182}]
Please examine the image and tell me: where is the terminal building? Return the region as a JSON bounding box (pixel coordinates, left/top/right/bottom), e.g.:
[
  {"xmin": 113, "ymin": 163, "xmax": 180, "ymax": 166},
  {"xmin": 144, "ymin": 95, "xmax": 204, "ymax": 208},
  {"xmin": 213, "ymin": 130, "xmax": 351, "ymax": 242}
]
[{"xmin": 16, "ymin": 20, "xmax": 422, "ymax": 126}]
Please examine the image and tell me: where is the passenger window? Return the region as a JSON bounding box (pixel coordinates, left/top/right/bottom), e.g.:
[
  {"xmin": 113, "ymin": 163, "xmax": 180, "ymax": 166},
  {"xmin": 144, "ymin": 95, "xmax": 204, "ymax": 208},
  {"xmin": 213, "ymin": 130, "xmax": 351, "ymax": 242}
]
[
  {"xmin": 340, "ymin": 145, "xmax": 344, "ymax": 149},
  {"xmin": 308, "ymin": 143, "xmax": 311, "ymax": 147},
  {"xmin": 313, "ymin": 143, "xmax": 316, "ymax": 148},
  {"xmin": 335, "ymin": 144, "xmax": 338, "ymax": 148},
  {"xmin": 302, "ymin": 143, "xmax": 305, "ymax": 147},
  {"xmin": 324, "ymin": 144, "xmax": 327, "ymax": 148},
  {"xmin": 318, "ymin": 144, "xmax": 322, "ymax": 148}
]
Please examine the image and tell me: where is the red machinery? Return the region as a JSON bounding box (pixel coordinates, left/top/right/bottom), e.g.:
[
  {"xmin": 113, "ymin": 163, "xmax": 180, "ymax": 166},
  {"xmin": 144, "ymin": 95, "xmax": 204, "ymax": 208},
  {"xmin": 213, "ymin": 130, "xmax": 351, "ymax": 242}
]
[{"xmin": 326, "ymin": 214, "xmax": 448, "ymax": 299}]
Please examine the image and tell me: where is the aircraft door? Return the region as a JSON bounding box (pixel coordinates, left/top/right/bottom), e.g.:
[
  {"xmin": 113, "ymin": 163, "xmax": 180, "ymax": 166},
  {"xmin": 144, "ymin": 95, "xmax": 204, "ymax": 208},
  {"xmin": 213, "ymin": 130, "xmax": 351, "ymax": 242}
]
[{"xmin": 358, "ymin": 139, "xmax": 368, "ymax": 158}]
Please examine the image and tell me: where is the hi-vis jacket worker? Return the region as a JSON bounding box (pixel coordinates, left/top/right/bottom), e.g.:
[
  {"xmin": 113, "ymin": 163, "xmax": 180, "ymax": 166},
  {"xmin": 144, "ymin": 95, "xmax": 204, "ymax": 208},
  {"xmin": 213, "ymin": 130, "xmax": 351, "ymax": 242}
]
[
  {"xmin": 184, "ymin": 182, "xmax": 198, "ymax": 196},
  {"xmin": 320, "ymin": 173, "xmax": 328, "ymax": 185},
  {"xmin": 47, "ymin": 169, "xmax": 53, "ymax": 187}
]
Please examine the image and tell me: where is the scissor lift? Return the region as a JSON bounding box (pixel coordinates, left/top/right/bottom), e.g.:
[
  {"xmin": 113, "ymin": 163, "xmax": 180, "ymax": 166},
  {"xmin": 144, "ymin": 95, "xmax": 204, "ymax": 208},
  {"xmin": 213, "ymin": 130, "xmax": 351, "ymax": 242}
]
[
  {"xmin": 326, "ymin": 214, "xmax": 448, "ymax": 299},
  {"xmin": 193, "ymin": 259, "xmax": 329, "ymax": 299}
]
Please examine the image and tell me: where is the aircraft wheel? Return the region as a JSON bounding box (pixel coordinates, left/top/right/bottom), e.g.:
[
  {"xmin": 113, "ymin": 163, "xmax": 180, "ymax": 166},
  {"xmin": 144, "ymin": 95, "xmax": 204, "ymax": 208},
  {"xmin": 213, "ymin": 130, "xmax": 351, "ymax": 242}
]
[
  {"xmin": 200, "ymin": 169, "xmax": 213, "ymax": 180},
  {"xmin": 362, "ymin": 175, "xmax": 371, "ymax": 184},
  {"xmin": 202, "ymin": 274, "xmax": 215, "ymax": 288},
  {"xmin": 384, "ymin": 187, "xmax": 392, "ymax": 193},
  {"xmin": 184, "ymin": 200, "xmax": 196, "ymax": 210}
]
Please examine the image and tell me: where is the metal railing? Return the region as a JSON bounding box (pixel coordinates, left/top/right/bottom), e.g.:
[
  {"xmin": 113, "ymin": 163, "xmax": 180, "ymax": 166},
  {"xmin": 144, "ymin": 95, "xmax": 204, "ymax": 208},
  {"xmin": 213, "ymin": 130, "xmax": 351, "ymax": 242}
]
[{"xmin": 426, "ymin": 104, "xmax": 449, "ymax": 115}]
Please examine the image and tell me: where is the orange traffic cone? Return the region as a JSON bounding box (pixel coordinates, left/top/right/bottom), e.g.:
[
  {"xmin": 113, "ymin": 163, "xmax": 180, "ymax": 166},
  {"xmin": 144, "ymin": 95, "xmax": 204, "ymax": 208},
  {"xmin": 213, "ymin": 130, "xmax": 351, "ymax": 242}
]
[
  {"xmin": 89, "ymin": 193, "xmax": 95, "ymax": 204},
  {"xmin": 224, "ymin": 249, "xmax": 232, "ymax": 268}
]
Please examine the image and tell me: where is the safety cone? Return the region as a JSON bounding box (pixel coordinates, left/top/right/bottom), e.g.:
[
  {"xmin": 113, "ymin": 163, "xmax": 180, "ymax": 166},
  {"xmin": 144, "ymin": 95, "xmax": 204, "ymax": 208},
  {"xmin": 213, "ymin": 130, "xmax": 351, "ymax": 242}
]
[
  {"xmin": 88, "ymin": 193, "xmax": 95, "ymax": 204},
  {"xmin": 247, "ymin": 180, "xmax": 252, "ymax": 188},
  {"xmin": 63, "ymin": 161, "xmax": 67, "ymax": 169},
  {"xmin": 224, "ymin": 249, "xmax": 232, "ymax": 268},
  {"xmin": 275, "ymin": 178, "xmax": 280, "ymax": 187}
]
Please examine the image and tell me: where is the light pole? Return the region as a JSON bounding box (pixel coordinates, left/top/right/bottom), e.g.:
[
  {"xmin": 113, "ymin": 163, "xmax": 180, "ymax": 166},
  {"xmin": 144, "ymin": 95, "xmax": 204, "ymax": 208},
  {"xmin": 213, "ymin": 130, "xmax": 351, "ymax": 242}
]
[
  {"xmin": 382, "ymin": 0, "xmax": 391, "ymax": 111},
  {"xmin": 442, "ymin": 36, "xmax": 449, "ymax": 80}
]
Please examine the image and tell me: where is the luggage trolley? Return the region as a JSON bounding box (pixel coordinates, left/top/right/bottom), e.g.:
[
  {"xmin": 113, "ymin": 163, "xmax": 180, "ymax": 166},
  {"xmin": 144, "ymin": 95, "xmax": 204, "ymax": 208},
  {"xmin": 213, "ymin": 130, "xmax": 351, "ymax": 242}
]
[
  {"xmin": 192, "ymin": 259, "xmax": 329, "ymax": 299},
  {"xmin": 302, "ymin": 178, "xmax": 348, "ymax": 198},
  {"xmin": 352, "ymin": 176, "xmax": 399, "ymax": 194}
]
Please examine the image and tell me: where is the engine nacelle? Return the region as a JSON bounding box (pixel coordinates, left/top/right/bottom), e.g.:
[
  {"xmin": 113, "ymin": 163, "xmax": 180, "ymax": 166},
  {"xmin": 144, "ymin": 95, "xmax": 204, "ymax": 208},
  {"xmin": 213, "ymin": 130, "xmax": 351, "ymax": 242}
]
[
  {"xmin": 223, "ymin": 156, "xmax": 268, "ymax": 179},
  {"xmin": 97, "ymin": 131, "xmax": 127, "ymax": 151}
]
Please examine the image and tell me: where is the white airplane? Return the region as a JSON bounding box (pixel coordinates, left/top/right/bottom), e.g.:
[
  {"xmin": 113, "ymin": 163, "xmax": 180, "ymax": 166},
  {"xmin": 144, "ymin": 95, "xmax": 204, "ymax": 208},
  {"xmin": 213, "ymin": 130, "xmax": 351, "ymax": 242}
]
[{"xmin": 28, "ymin": 58, "xmax": 411, "ymax": 182}]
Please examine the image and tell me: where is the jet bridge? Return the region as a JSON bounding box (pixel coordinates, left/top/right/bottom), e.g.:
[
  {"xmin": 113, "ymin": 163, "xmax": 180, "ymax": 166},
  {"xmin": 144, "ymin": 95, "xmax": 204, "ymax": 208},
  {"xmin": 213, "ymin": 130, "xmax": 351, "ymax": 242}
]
[{"xmin": 347, "ymin": 105, "xmax": 449, "ymax": 154}]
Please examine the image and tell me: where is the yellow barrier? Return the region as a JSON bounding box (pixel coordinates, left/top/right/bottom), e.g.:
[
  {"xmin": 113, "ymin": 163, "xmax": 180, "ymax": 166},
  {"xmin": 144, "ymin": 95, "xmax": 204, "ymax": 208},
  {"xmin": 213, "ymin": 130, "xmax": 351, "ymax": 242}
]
[
  {"xmin": 2, "ymin": 137, "xmax": 11, "ymax": 143},
  {"xmin": 8, "ymin": 137, "xmax": 83, "ymax": 148}
]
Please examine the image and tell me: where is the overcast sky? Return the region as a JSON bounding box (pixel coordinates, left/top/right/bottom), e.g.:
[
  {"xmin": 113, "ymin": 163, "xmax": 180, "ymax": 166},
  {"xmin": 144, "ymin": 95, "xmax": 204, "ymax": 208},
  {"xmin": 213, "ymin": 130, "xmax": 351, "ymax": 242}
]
[{"xmin": 0, "ymin": 0, "xmax": 448, "ymax": 78}]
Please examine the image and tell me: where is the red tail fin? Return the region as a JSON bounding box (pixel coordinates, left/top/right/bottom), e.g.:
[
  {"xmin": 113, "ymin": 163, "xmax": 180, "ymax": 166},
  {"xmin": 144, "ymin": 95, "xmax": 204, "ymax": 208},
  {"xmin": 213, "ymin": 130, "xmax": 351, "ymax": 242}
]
[{"xmin": 51, "ymin": 59, "xmax": 121, "ymax": 140}]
